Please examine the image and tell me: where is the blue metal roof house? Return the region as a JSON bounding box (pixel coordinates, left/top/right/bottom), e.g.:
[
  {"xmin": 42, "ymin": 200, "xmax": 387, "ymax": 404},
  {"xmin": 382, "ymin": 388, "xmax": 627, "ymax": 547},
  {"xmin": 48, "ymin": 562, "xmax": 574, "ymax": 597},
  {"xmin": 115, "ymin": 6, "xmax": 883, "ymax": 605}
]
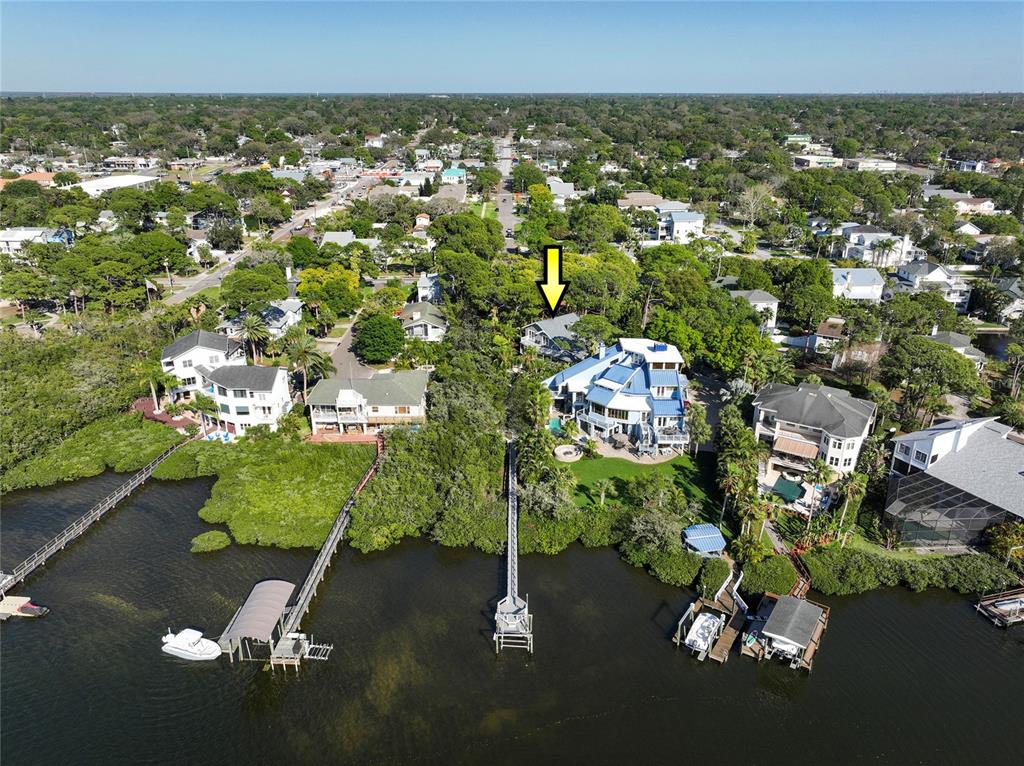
[
  {"xmin": 542, "ymin": 338, "xmax": 689, "ymax": 456},
  {"xmin": 684, "ymin": 523, "xmax": 727, "ymax": 557}
]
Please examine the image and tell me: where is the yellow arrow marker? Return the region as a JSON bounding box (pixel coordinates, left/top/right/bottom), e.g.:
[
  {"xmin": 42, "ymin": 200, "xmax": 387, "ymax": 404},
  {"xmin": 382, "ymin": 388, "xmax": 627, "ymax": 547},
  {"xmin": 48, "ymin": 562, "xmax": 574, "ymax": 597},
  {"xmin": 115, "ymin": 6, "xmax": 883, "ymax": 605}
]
[{"xmin": 536, "ymin": 244, "xmax": 569, "ymax": 315}]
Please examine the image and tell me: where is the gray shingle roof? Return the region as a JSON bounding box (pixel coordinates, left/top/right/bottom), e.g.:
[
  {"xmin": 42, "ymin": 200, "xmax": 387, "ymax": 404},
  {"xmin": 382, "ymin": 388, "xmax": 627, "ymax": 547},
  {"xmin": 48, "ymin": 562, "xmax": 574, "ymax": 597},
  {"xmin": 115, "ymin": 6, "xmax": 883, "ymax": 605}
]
[
  {"xmin": 162, "ymin": 330, "xmax": 242, "ymax": 361},
  {"xmin": 400, "ymin": 301, "xmax": 446, "ymax": 328},
  {"xmin": 763, "ymin": 596, "xmax": 823, "ymax": 648},
  {"xmin": 912, "ymin": 420, "xmax": 1024, "ymax": 516},
  {"xmin": 926, "ymin": 332, "xmax": 985, "ymax": 360},
  {"xmin": 753, "ymin": 383, "xmax": 876, "ymax": 438},
  {"xmin": 729, "ymin": 289, "xmax": 779, "ymax": 304},
  {"xmin": 524, "ymin": 312, "xmax": 579, "ymax": 340},
  {"xmin": 203, "ymin": 365, "xmax": 283, "ymax": 392},
  {"xmin": 307, "ymin": 370, "xmax": 429, "ymax": 407}
]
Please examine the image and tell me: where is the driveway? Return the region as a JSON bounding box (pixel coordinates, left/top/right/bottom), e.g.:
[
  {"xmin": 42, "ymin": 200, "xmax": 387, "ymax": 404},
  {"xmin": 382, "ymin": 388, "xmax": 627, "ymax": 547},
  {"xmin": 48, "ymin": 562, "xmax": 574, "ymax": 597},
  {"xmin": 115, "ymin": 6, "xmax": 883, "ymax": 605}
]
[
  {"xmin": 329, "ymin": 320, "xmax": 374, "ymax": 379},
  {"xmin": 688, "ymin": 371, "xmax": 727, "ymax": 452}
]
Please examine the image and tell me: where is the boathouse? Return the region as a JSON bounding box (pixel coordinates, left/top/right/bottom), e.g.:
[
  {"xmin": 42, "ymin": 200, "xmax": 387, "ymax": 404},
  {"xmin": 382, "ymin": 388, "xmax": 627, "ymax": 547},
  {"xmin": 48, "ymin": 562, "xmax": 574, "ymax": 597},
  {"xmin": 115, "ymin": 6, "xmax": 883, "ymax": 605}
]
[{"xmin": 218, "ymin": 579, "xmax": 296, "ymax": 662}]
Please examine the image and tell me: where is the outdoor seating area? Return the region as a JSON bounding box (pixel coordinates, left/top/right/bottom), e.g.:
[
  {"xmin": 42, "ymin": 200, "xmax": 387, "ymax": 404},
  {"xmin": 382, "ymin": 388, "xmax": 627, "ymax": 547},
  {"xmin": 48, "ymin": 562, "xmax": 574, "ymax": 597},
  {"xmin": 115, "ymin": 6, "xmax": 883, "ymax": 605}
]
[{"xmin": 759, "ymin": 464, "xmax": 818, "ymax": 516}]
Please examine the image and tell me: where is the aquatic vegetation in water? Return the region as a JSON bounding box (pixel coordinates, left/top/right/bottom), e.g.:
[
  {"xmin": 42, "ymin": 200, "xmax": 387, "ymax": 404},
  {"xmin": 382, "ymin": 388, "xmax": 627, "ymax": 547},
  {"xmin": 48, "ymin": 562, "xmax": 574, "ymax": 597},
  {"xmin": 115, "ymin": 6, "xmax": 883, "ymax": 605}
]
[{"xmin": 190, "ymin": 530, "xmax": 231, "ymax": 553}]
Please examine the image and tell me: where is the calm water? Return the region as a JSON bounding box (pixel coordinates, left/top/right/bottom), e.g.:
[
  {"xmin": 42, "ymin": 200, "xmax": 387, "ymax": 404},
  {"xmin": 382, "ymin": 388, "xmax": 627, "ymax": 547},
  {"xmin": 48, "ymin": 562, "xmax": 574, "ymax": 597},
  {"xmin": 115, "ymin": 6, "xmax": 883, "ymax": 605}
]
[{"xmin": 2, "ymin": 474, "xmax": 1022, "ymax": 765}]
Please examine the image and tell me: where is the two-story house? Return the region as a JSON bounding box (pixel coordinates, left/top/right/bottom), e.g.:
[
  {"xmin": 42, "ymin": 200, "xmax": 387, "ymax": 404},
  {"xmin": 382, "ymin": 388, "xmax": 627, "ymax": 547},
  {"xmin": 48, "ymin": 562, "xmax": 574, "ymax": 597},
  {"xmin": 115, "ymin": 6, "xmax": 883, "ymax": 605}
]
[
  {"xmin": 416, "ymin": 272, "xmax": 442, "ymax": 303},
  {"xmin": 161, "ymin": 330, "xmax": 247, "ymax": 401},
  {"xmin": 831, "ymin": 267, "xmax": 885, "ymax": 302},
  {"xmin": 520, "ymin": 313, "xmax": 582, "ymax": 361},
  {"xmin": 400, "ymin": 301, "xmax": 447, "ymax": 342},
  {"xmin": 729, "ymin": 289, "xmax": 779, "ymax": 332},
  {"xmin": 197, "ymin": 365, "xmax": 293, "ymax": 438},
  {"xmin": 885, "ymin": 418, "xmax": 1024, "ymax": 547},
  {"xmin": 543, "ymin": 338, "xmax": 688, "ymax": 455},
  {"xmin": 890, "ymin": 260, "xmax": 972, "ymax": 312},
  {"xmin": 752, "ymin": 382, "xmax": 876, "ymax": 476},
  {"xmin": 307, "ymin": 370, "xmax": 429, "ymax": 435},
  {"xmin": 836, "ymin": 224, "xmax": 920, "ymax": 268},
  {"xmin": 218, "ymin": 297, "xmax": 304, "ymax": 339}
]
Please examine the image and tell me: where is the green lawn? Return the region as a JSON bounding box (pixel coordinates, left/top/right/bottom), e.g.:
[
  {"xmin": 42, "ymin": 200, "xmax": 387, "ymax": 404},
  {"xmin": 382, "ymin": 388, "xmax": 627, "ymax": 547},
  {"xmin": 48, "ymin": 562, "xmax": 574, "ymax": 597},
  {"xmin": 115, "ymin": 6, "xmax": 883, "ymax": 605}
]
[
  {"xmin": 844, "ymin": 532, "xmax": 952, "ymax": 561},
  {"xmin": 327, "ymin": 323, "xmax": 350, "ymax": 338},
  {"xmin": 570, "ymin": 452, "xmax": 720, "ymax": 515},
  {"xmin": 469, "ymin": 201, "xmax": 498, "ymax": 220}
]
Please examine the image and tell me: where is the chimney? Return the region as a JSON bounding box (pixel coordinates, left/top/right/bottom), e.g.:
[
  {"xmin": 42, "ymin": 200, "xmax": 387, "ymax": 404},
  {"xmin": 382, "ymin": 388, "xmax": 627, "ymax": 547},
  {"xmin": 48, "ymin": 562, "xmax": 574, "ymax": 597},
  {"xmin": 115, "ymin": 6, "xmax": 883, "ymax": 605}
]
[
  {"xmin": 286, "ymin": 266, "xmax": 299, "ymax": 299},
  {"xmin": 930, "ymin": 323, "xmax": 938, "ymax": 337},
  {"xmin": 285, "ymin": 266, "xmax": 292, "ymax": 281},
  {"xmin": 597, "ymin": 341, "xmax": 606, "ymax": 359}
]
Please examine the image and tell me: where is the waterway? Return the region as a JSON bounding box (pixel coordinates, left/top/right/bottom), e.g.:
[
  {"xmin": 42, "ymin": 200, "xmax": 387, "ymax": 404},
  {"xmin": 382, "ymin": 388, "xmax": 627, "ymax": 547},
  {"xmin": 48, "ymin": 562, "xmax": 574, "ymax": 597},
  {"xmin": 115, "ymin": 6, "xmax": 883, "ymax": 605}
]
[{"xmin": 2, "ymin": 474, "xmax": 1021, "ymax": 765}]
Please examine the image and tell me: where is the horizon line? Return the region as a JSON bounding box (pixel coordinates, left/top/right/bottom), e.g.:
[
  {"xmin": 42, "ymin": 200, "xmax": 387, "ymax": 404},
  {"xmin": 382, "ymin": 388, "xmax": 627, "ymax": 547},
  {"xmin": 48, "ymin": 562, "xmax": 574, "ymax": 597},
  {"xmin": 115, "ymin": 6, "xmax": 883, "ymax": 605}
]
[{"xmin": 4, "ymin": 90, "xmax": 1023, "ymax": 97}]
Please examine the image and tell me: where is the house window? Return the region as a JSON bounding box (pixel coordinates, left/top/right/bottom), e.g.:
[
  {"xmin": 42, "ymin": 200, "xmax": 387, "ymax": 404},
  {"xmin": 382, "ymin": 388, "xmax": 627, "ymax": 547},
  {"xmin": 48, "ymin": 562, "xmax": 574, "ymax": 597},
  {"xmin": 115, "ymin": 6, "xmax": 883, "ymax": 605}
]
[
  {"xmin": 606, "ymin": 408, "xmax": 628, "ymax": 420},
  {"xmin": 258, "ymin": 393, "xmax": 266, "ymax": 401},
  {"xmin": 258, "ymin": 407, "xmax": 273, "ymax": 416},
  {"xmin": 219, "ymin": 404, "xmax": 230, "ymax": 414},
  {"xmin": 914, "ymin": 450, "xmax": 928, "ymax": 463},
  {"xmin": 217, "ymin": 386, "xmax": 228, "ymax": 397},
  {"xmin": 897, "ymin": 443, "xmax": 910, "ymax": 456},
  {"xmin": 235, "ymin": 406, "xmax": 250, "ymax": 415},
  {"xmin": 831, "ymin": 438, "xmax": 842, "ymax": 449},
  {"xmin": 181, "ymin": 377, "xmax": 196, "ymax": 386},
  {"xmin": 396, "ymin": 406, "xmax": 410, "ymax": 415},
  {"xmin": 209, "ymin": 355, "xmax": 220, "ymax": 364},
  {"xmin": 182, "ymin": 359, "xmax": 193, "ymax": 368},
  {"xmin": 842, "ymin": 457, "xmax": 853, "ymax": 468},
  {"xmin": 828, "ymin": 456, "xmax": 840, "ymax": 467},
  {"xmin": 233, "ymin": 389, "xmax": 247, "ymax": 398},
  {"xmin": 371, "ymin": 406, "xmax": 379, "ymax": 413}
]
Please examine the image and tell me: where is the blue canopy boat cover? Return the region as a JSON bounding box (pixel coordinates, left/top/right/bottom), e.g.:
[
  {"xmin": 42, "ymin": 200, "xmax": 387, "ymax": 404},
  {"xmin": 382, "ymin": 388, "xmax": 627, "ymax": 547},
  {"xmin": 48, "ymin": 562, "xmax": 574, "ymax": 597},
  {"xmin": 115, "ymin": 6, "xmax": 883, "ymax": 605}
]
[{"xmin": 684, "ymin": 523, "xmax": 727, "ymax": 555}]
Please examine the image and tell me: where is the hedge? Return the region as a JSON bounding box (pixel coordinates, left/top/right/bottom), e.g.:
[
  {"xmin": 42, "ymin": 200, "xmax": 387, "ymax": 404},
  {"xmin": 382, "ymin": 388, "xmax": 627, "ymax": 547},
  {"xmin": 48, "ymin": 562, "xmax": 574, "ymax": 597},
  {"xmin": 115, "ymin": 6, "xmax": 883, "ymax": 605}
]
[
  {"xmin": 741, "ymin": 554, "xmax": 798, "ymax": 596},
  {"xmin": 801, "ymin": 545, "xmax": 1016, "ymax": 596},
  {"xmin": 622, "ymin": 543, "xmax": 704, "ymax": 588},
  {"xmin": 697, "ymin": 556, "xmax": 732, "ymax": 598}
]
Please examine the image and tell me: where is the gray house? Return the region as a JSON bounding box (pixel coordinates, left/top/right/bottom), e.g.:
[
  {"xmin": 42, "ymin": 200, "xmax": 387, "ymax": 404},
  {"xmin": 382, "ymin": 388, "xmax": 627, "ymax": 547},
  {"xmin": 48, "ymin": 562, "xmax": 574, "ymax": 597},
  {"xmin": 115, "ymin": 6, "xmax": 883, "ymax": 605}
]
[{"xmin": 520, "ymin": 313, "xmax": 582, "ymax": 360}]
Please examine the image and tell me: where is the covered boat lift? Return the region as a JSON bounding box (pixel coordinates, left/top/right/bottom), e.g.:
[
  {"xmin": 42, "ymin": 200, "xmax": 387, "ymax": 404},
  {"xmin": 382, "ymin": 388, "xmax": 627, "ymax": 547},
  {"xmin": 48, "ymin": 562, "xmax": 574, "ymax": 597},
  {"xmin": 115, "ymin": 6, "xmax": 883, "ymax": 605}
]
[{"xmin": 218, "ymin": 579, "xmax": 296, "ymax": 663}]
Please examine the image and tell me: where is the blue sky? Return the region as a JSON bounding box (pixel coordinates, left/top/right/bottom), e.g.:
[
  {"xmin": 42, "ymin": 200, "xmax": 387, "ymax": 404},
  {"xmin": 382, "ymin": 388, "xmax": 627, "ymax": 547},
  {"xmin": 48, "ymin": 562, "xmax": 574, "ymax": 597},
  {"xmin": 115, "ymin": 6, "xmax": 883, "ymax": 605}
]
[{"xmin": 2, "ymin": 2, "xmax": 1022, "ymax": 93}]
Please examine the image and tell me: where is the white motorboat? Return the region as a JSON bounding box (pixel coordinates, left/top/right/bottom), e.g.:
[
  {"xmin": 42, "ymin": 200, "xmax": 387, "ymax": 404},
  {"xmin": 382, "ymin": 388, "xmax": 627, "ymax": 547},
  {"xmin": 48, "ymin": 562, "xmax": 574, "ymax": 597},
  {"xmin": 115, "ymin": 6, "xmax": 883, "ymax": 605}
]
[
  {"xmin": 161, "ymin": 628, "xmax": 221, "ymax": 661},
  {"xmin": 684, "ymin": 612, "xmax": 725, "ymax": 653}
]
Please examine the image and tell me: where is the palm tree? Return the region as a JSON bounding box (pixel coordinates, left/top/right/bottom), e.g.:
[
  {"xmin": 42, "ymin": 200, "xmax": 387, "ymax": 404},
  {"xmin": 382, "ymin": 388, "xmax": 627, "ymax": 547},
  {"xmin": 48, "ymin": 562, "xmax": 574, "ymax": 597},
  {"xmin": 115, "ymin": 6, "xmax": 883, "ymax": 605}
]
[
  {"xmin": 285, "ymin": 333, "xmax": 336, "ymax": 401},
  {"xmin": 133, "ymin": 358, "xmax": 177, "ymax": 413},
  {"xmin": 593, "ymin": 478, "xmax": 615, "ymax": 507},
  {"xmin": 238, "ymin": 313, "xmax": 271, "ymax": 363},
  {"xmin": 758, "ymin": 495, "xmax": 784, "ymax": 544},
  {"xmin": 805, "ymin": 458, "xmax": 835, "ymax": 530},
  {"xmin": 763, "ymin": 351, "xmax": 795, "ymax": 386},
  {"xmin": 836, "ymin": 472, "xmax": 868, "ymax": 546},
  {"xmin": 189, "ymin": 392, "xmax": 219, "ymax": 436},
  {"xmin": 562, "ymin": 418, "xmax": 580, "ymax": 440},
  {"xmin": 873, "ymin": 238, "xmax": 897, "ymax": 268}
]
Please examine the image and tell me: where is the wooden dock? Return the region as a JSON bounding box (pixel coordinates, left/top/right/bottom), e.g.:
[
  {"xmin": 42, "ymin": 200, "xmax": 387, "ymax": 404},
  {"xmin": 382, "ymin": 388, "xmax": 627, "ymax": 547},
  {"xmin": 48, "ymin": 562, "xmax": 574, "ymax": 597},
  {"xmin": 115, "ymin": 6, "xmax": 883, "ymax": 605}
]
[
  {"xmin": 976, "ymin": 586, "xmax": 1024, "ymax": 627},
  {"xmin": 740, "ymin": 593, "xmax": 830, "ymax": 672},
  {"xmin": 673, "ymin": 567, "xmax": 748, "ymax": 664},
  {"xmin": 0, "ymin": 439, "xmax": 192, "ymax": 598}
]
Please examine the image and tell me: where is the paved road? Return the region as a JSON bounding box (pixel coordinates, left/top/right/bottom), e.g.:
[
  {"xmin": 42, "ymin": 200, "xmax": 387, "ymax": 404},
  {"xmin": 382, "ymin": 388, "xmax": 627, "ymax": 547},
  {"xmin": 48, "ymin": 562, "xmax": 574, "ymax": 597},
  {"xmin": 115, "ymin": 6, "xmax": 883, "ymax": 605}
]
[
  {"xmin": 329, "ymin": 320, "xmax": 374, "ymax": 379},
  {"xmin": 492, "ymin": 132, "xmax": 520, "ymax": 248}
]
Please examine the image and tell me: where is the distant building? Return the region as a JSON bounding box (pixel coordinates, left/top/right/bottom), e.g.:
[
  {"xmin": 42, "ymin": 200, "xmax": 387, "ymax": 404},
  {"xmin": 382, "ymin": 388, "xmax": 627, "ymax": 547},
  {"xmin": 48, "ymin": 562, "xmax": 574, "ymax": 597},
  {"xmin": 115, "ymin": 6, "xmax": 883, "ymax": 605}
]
[
  {"xmin": 831, "ymin": 267, "xmax": 885, "ymax": 302},
  {"xmin": 793, "ymin": 155, "xmax": 843, "ymax": 169},
  {"xmin": 218, "ymin": 298, "xmax": 303, "ymax": 340},
  {"xmin": 665, "ymin": 210, "xmax": 705, "ymax": 244},
  {"xmin": 440, "ymin": 167, "xmax": 466, "ymax": 185},
  {"xmin": 74, "ymin": 174, "xmax": 158, "ymax": 198},
  {"xmin": 729, "ymin": 289, "xmax": 779, "ymax": 332},
  {"xmin": 364, "ymin": 134, "xmax": 385, "ymax": 149},
  {"xmin": 103, "ymin": 156, "xmax": 160, "ymax": 171},
  {"xmin": 0, "ymin": 226, "xmax": 66, "ymax": 255},
  {"xmin": 923, "ymin": 328, "xmax": 986, "ymax": 371},
  {"xmin": 835, "ymin": 224, "xmax": 920, "ymax": 269},
  {"xmin": 954, "ymin": 198, "xmax": 996, "ymax": 216},
  {"xmin": 416, "ymin": 272, "xmax": 442, "ymax": 303},
  {"xmin": 616, "ymin": 191, "xmax": 666, "ymax": 211},
  {"xmin": 843, "ymin": 157, "xmax": 898, "ymax": 172},
  {"xmin": 546, "ymin": 176, "xmax": 578, "ymax": 207},
  {"xmin": 995, "ymin": 277, "xmax": 1024, "ymax": 321},
  {"xmin": 885, "ymin": 418, "xmax": 1024, "ymax": 547},
  {"xmin": 890, "ymin": 260, "xmax": 972, "ymax": 312}
]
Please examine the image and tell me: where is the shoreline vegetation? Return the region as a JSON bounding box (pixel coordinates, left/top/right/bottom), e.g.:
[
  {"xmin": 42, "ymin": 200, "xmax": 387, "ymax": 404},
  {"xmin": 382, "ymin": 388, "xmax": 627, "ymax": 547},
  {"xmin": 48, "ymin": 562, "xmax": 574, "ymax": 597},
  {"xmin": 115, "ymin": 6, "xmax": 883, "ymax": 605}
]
[{"xmin": 0, "ymin": 412, "xmax": 184, "ymax": 493}]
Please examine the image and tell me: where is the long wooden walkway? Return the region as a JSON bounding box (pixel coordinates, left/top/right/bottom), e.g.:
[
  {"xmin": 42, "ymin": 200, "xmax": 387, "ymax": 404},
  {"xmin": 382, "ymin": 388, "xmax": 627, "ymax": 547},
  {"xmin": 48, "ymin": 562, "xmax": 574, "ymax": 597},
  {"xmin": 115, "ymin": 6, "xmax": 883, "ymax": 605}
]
[
  {"xmin": 279, "ymin": 435, "xmax": 384, "ymax": 637},
  {"xmin": 0, "ymin": 439, "xmax": 192, "ymax": 598},
  {"xmin": 494, "ymin": 441, "xmax": 533, "ymax": 653}
]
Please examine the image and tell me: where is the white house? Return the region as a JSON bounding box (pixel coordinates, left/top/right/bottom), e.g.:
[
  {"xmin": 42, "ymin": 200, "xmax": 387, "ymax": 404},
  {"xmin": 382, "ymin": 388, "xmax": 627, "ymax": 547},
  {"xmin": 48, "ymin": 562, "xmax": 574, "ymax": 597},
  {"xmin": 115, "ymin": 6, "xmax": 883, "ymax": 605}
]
[
  {"xmin": 665, "ymin": 210, "xmax": 705, "ymax": 244},
  {"xmin": 218, "ymin": 298, "xmax": 304, "ymax": 340},
  {"xmin": 416, "ymin": 272, "xmax": 442, "ymax": 303},
  {"xmin": 995, "ymin": 277, "xmax": 1024, "ymax": 321},
  {"xmin": 197, "ymin": 364, "xmax": 293, "ymax": 438},
  {"xmin": 953, "ymin": 220, "xmax": 982, "ymax": 237},
  {"xmin": 752, "ymin": 382, "xmax": 877, "ymax": 476},
  {"xmin": 843, "ymin": 157, "xmax": 898, "ymax": 172},
  {"xmin": 0, "ymin": 227, "xmax": 57, "ymax": 255},
  {"xmin": 440, "ymin": 167, "xmax": 466, "ymax": 185},
  {"xmin": 307, "ymin": 370, "xmax": 429, "ymax": 435},
  {"xmin": 546, "ymin": 176, "xmax": 578, "ymax": 207},
  {"xmin": 400, "ymin": 301, "xmax": 447, "ymax": 342},
  {"xmin": 794, "ymin": 155, "xmax": 843, "ymax": 169},
  {"xmin": 954, "ymin": 198, "xmax": 997, "ymax": 216},
  {"xmin": 831, "ymin": 267, "xmax": 885, "ymax": 302},
  {"xmin": 543, "ymin": 338, "xmax": 689, "ymax": 455},
  {"xmin": 836, "ymin": 224, "xmax": 919, "ymax": 268},
  {"xmin": 891, "ymin": 260, "xmax": 972, "ymax": 312},
  {"xmin": 886, "ymin": 418, "xmax": 1024, "ymax": 547},
  {"xmin": 364, "ymin": 134, "xmax": 385, "ymax": 149},
  {"xmin": 161, "ymin": 330, "xmax": 247, "ymax": 401},
  {"xmin": 729, "ymin": 289, "xmax": 779, "ymax": 332},
  {"xmin": 103, "ymin": 156, "xmax": 160, "ymax": 171},
  {"xmin": 417, "ymin": 159, "xmax": 444, "ymax": 173}
]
